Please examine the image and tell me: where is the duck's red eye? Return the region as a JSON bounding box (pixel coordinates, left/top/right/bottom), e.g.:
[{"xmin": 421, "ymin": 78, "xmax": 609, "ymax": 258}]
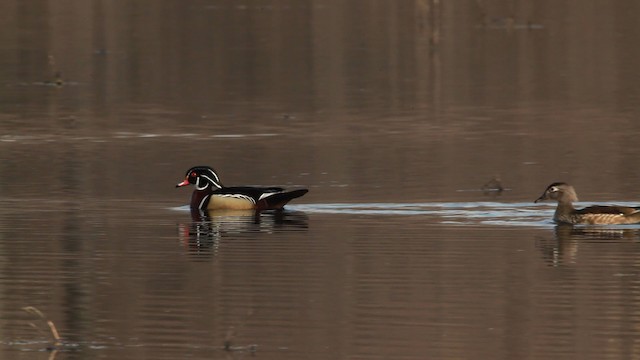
[{"xmin": 190, "ymin": 172, "xmax": 197, "ymax": 177}]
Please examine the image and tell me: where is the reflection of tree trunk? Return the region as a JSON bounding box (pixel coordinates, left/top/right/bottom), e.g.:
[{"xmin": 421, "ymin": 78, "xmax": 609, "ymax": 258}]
[
  {"xmin": 415, "ymin": 0, "xmax": 442, "ymax": 113},
  {"xmin": 416, "ymin": 0, "xmax": 441, "ymax": 46},
  {"xmin": 431, "ymin": 0, "xmax": 441, "ymax": 46}
]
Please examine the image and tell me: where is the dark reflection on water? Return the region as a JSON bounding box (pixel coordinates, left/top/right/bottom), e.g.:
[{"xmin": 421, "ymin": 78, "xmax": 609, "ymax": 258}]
[
  {"xmin": 537, "ymin": 225, "xmax": 640, "ymax": 267},
  {"xmin": 3, "ymin": 0, "xmax": 640, "ymax": 359},
  {"xmin": 178, "ymin": 209, "xmax": 309, "ymax": 258}
]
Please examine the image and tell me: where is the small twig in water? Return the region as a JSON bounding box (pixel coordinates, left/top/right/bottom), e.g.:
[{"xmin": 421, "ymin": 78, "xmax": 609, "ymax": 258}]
[{"xmin": 22, "ymin": 306, "xmax": 62, "ymax": 349}]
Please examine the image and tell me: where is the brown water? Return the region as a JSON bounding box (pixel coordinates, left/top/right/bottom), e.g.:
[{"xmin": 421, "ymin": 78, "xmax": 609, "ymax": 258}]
[{"xmin": 3, "ymin": 1, "xmax": 640, "ymax": 359}]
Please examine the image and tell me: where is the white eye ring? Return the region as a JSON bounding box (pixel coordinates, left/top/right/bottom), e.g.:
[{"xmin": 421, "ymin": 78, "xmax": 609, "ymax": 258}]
[{"xmin": 549, "ymin": 186, "xmax": 558, "ymax": 192}]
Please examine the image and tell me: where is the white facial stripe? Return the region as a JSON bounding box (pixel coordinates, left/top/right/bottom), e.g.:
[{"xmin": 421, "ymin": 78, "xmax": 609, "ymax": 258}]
[
  {"xmin": 201, "ymin": 174, "xmax": 222, "ymax": 189},
  {"xmin": 205, "ymin": 169, "xmax": 221, "ymax": 183},
  {"xmin": 195, "ymin": 177, "xmax": 209, "ymax": 191}
]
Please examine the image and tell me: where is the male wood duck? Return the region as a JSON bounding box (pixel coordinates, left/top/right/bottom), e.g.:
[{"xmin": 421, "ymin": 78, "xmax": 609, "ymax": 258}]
[
  {"xmin": 176, "ymin": 166, "xmax": 308, "ymax": 211},
  {"xmin": 534, "ymin": 182, "xmax": 640, "ymax": 225}
]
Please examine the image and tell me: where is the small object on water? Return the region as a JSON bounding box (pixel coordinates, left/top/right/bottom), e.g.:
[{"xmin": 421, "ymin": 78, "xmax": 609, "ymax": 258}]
[
  {"xmin": 43, "ymin": 71, "xmax": 64, "ymax": 87},
  {"xmin": 224, "ymin": 341, "xmax": 258, "ymax": 353},
  {"xmin": 481, "ymin": 176, "xmax": 504, "ymax": 193},
  {"xmin": 534, "ymin": 182, "xmax": 640, "ymax": 225},
  {"xmin": 176, "ymin": 166, "xmax": 308, "ymax": 211},
  {"xmin": 53, "ymin": 71, "xmax": 64, "ymax": 86},
  {"xmin": 46, "ymin": 55, "xmax": 64, "ymax": 86}
]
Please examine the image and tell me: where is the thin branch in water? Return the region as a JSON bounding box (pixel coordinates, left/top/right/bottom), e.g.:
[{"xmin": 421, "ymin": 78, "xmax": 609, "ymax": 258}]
[{"xmin": 22, "ymin": 306, "xmax": 62, "ymax": 349}]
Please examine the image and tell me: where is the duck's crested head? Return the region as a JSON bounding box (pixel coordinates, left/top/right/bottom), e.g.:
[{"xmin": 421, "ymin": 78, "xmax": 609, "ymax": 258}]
[
  {"xmin": 535, "ymin": 182, "xmax": 579, "ymax": 203},
  {"xmin": 176, "ymin": 166, "xmax": 223, "ymax": 190}
]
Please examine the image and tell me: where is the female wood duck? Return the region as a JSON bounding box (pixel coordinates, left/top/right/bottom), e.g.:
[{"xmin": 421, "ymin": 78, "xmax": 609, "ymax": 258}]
[
  {"xmin": 176, "ymin": 166, "xmax": 308, "ymax": 211},
  {"xmin": 534, "ymin": 182, "xmax": 640, "ymax": 225}
]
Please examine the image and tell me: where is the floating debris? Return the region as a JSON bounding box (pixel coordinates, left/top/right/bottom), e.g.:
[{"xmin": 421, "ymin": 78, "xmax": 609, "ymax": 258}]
[
  {"xmin": 22, "ymin": 306, "xmax": 62, "ymax": 351},
  {"xmin": 482, "ymin": 176, "xmax": 504, "ymax": 194}
]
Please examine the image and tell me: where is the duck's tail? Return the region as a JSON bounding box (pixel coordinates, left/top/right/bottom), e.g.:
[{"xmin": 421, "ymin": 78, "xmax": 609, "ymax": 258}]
[
  {"xmin": 258, "ymin": 189, "xmax": 309, "ymax": 210},
  {"xmin": 625, "ymin": 210, "xmax": 640, "ymax": 224}
]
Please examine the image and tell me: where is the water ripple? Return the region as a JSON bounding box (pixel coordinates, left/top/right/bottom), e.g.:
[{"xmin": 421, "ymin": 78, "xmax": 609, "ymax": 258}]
[{"xmin": 289, "ymin": 202, "xmax": 640, "ymax": 228}]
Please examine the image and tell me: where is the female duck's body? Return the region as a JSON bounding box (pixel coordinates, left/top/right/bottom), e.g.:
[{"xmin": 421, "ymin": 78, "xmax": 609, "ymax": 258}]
[{"xmin": 535, "ymin": 182, "xmax": 640, "ymax": 225}]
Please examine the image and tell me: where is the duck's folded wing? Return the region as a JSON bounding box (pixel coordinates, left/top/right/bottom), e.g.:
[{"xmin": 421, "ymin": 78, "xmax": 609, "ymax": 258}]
[
  {"xmin": 258, "ymin": 189, "xmax": 308, "ymax": 208},
  {"xmin": 576, "ymin": 205, "xmax": 640, "ymax": 216},
  {"xmin": 214, "ymin": 186, "xmax": 284, "ymax": 201}
]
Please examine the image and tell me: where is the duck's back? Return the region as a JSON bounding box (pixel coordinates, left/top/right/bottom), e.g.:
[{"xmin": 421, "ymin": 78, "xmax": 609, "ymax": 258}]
[
  {"xmin": 569, "ymin": 205, "xmax": 640, "ymax": 224},
  {"xmin": 576, "ymin": 205, "xmax": 640, "ymax": 216}
]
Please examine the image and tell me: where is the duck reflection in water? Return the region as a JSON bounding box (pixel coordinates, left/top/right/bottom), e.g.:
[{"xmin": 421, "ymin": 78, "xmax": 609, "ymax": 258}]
[
  {"xmin": 178, "ymin": 208, "xmax": 309, "ymax": 256},
  {"xmin": 536, "ymin": 224, "xmax": 640, "ymax": 267}
]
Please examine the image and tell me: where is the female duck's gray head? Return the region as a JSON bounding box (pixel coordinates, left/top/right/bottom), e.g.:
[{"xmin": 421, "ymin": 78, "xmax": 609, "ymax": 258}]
[
  {"xmin": 535, "ymin": 182, "xmax": 579, "ymax": 203},
  {"xmin": 176, "ymin": 166, "xmax": 223, "ymax": 190}
]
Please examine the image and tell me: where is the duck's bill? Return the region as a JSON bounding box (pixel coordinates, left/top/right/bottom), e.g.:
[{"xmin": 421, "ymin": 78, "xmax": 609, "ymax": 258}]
[
  {"xmin": 534, "ymin": 195, "xmax": 546, "ymax": 203},
  {"xmin": 176, "ymin": 179, "xmax": 190, "ymax": 188}
]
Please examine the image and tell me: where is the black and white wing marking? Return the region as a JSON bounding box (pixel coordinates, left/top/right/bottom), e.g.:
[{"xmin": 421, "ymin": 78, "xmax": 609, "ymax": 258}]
[{"xmin": 213, "ymin": 187, "xmax": 284, "ymax": 203}]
